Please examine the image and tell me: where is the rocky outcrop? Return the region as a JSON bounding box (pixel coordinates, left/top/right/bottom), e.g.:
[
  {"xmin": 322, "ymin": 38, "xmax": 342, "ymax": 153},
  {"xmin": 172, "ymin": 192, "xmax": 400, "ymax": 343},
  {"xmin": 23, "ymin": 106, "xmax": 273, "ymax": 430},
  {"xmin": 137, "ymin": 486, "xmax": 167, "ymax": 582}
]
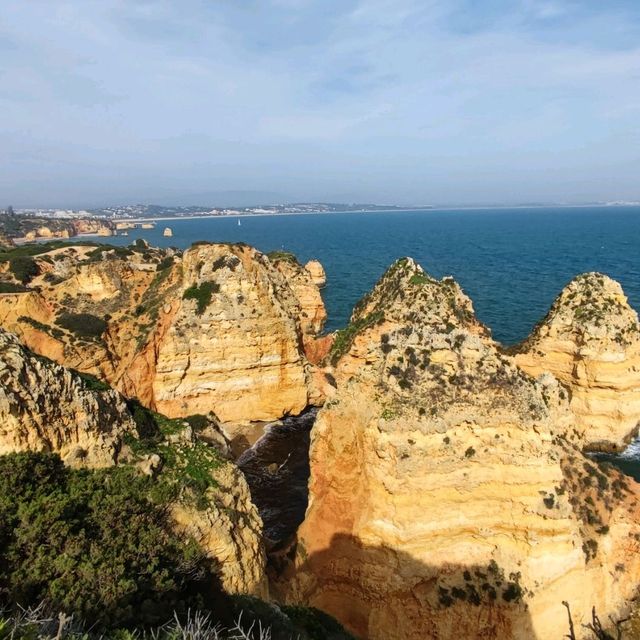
[
  {"xmin": 304, "ymin": 260, "xmax": 326, "ymax": 288},
  {"xmin": 0, "ymin": 325, "xmax": 267, "ymax": 597},
  {"xmin": 284, "ymin": 259, "xmax": 640, "ymax": 640},
  {"xmin": 2, "ymin": 218, "xmax": 114, "ymax": 242},
  {"xmin": 269, "ymin": 252, "xmax": 327, "ymax": 336},
  {"xmin": 0, "ymin": 242, "xmax": 322, "ymax": 425},
  {"xmin": 152, "ymin": 243, "xmax": 311, "ymax": 422},
  {"xmin": 0, "ymin": 328, "xmax": 136, "ymax": 466},
  {"xmin": 513, "ymin": 273, "xmax": 640, "ymax": 451}
]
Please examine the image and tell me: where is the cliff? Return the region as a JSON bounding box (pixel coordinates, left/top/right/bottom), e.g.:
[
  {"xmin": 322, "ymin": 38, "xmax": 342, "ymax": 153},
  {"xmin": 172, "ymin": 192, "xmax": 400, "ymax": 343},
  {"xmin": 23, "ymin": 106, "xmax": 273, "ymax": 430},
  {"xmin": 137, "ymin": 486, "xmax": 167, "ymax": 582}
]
[
  {"xmin": 0, "ymin": 242, "xmax": 327, "ymax": 425},
  {"xmin": 0, "ymin": 325, "xmax": 267, "ymax": 597},
  {"xmin": 0, "ymin": 327, "xmax": 136, "ymax": 467},
  {"xmin": 268, "ymin": 251, "xmax": 327, "ymax": 336},
  {"xmin": 284, "ymin": 259, "xmax": 640, "ymax": 640},
  {"xmin": 0, "ymin": 217, "xmax": 114, "ymax": 242},
  {"xmin": 513, "ymin": 273, "xmax": 640, "ymax": 451}
]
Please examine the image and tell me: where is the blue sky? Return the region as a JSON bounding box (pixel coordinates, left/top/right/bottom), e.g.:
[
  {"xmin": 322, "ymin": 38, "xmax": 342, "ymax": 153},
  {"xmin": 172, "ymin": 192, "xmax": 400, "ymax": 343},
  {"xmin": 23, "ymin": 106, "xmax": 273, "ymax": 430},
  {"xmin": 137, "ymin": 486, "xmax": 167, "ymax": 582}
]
[{"xmin": 1, "ymin": 0, "xmax": 639, "ymax": 207}]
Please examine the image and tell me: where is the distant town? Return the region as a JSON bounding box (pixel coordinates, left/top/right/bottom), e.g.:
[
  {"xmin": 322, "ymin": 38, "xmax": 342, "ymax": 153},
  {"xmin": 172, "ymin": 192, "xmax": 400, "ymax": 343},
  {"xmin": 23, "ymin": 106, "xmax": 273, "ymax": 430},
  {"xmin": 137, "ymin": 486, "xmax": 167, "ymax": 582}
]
[{"xmin": 5, "ymin": 202, "xmax": 430, "ymax": 221}]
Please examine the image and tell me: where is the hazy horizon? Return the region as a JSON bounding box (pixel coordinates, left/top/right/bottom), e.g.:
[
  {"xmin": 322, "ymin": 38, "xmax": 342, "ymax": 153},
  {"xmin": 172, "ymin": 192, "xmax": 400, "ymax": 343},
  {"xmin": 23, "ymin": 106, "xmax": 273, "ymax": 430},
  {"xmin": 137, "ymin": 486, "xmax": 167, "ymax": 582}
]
[{"xmin": 2, "ymin": 1, "xmax": 640, "ymax": 208}]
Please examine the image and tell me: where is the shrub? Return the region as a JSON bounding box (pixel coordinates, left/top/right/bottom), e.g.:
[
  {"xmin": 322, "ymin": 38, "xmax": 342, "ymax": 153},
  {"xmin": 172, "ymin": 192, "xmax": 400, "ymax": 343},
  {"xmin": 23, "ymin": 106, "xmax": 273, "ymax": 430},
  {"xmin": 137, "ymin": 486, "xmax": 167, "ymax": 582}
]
[
  {"xmin": 0, "ymin": 281, "xmax": 28, "ymax": 293},
  {"xmin": 56, "ymin": 313, "xmax": 107, "ymax": 340},
  {"xmin": 0, "ymin": 452, "xmax": 214, "ymax": 629},
  {"xmin": 182, "ymin": 282, "xmax": 220, "ymax": 315},
  {"xmin": 266, "ymin": 250, "xmax": 299, "ymax": 265},
  {"xmin": 9, "ymin": 257, "xmax": 38, "ymax": 284}
]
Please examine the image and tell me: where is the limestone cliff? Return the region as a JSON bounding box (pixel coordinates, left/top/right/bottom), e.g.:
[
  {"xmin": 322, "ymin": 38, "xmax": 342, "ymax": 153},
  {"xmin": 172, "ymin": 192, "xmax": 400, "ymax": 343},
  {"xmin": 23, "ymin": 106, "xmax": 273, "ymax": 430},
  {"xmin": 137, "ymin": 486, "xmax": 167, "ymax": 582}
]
[
  {"xmin": 285, "ymin": 259, "xmax": 640, "ymax": 640},
  {"xmin": 0, "ymin": 326, "xmax": 267, "ymax": 597},
  {"xmin": 513, "ymin": 273, "xmax": 640, "ymax": 451},
  {"xmin": 269, "ymin": 252, "xmax": 327, "ymax": 336},
  {"xmin": 0, "ymin": 327, "xmax": 136, "ymax": 466},
  {"xmin": 152, "ymin": 243, "xmax": 311, "ymax": 422},
  {"xmin": 304, "ymin": 260, "xmax": 326, "ymax": 288},
  {"xmin": 0, "ymin": 242, "xmax": 324, "ymax": 424}
]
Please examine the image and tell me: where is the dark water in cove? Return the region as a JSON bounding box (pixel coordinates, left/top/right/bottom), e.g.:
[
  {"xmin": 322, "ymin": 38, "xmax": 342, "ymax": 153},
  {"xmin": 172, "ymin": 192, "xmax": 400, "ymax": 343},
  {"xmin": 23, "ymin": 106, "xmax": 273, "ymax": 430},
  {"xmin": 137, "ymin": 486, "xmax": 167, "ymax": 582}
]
[
  {"xmin": 236, "ymin": 409, "xmax": 316, "ymax": 546},
  {"xmin": 103, "ymin": 206, "xmax": 640, "ymax": 345}
]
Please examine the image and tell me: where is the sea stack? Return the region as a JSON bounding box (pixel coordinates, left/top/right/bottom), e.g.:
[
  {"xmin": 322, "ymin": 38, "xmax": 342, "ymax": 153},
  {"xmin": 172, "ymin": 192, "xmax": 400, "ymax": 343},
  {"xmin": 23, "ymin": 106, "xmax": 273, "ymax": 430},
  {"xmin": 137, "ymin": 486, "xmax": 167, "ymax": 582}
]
[
  {"xmin": 283, "ymin": 258, "xmax": 640, "ymax": 640},
  {"xmin": 513, "ymin": 272, "xmax": 640, "ymax": 451}
]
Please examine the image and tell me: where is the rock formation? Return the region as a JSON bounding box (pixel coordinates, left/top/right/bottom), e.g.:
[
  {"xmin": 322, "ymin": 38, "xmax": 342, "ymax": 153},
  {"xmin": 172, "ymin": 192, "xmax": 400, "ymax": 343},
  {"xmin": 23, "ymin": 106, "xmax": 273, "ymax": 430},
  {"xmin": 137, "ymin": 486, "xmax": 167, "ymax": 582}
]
[
  {"xmin": 284, "ymin": 259, "xmax": 640, "ymax": 640},
  {"xmin": 304, "ymin": 260, "xmax": 326, "ymax": 288},
  {"xmin": 152, "ymin": 243, "xmax": 311, "ymax": 422},
  {"xmin": 269, "ymin": 252, "xmax": 327, "ymax": 336},
  {"xmin": 0, "ymin": 328, "xmax": 136, "ymax": 466},
  {"xmin": 513, "ymin": 273, "xmax": 640, "ymax": 451},
  {"xmin": 0, "ymin": 325, "xmax": 267, "ymax": 597},
  {"xmin": 0, "ymin": 242, "xmax": 327, "ymax": 425}
]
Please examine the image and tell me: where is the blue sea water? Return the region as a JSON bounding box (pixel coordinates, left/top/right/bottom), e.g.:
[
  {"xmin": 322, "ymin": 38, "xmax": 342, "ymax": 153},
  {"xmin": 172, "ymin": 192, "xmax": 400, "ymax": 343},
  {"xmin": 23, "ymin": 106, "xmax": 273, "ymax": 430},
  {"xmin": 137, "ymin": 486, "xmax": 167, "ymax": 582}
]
[{"xmin": 102, "ymin": 206, "xmax": 640, "ymax": 345}]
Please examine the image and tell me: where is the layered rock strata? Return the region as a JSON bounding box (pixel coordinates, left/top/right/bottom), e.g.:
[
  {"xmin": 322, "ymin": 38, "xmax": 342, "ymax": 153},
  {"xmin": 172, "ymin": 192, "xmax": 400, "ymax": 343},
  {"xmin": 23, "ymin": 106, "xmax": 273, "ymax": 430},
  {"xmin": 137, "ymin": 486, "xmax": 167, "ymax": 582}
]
[
  {"xmin": 513, "ymin": 273, "xmax": 640, "ymax": 451},
  {"xmin": 0, "ymin": 242, "xmax": 327, "ymax": 424},
  {"xmin": 285, "ymin": 259, "xmax": 640, "ymax": 640}
]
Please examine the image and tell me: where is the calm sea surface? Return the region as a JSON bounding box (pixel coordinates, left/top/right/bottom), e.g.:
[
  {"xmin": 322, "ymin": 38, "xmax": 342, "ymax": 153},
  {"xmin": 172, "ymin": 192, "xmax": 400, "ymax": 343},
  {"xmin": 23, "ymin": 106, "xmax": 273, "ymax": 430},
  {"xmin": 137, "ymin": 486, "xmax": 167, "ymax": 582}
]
[{"xmin": 102, "ymin": 206, "xmax": 640, "ymax": 344}]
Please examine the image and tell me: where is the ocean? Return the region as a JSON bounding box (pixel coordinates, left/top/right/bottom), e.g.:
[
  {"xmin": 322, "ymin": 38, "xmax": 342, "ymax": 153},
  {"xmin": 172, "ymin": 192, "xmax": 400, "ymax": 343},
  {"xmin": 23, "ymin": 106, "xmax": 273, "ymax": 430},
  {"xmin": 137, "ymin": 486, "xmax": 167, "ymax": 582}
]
[{"xmin": 102, "ymin": 206, "xmax": 640, "ymax": 345}]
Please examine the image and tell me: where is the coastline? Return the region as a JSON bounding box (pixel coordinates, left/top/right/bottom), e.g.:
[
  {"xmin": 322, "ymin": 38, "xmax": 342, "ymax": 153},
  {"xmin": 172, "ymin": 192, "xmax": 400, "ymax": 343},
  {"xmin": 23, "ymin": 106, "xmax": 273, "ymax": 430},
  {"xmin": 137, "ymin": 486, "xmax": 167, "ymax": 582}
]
[{"xmin": 106, "ymin": 203, "xmax": 640, "ymax": 225}]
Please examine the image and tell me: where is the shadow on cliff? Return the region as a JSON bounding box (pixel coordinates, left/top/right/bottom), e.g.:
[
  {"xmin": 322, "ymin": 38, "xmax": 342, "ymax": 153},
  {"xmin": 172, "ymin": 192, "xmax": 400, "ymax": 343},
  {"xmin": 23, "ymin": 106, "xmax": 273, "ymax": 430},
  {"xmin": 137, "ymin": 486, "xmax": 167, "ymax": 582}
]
[{"xmin": 272, "ymin": 533, "xmax": 541, "ymax": 640}]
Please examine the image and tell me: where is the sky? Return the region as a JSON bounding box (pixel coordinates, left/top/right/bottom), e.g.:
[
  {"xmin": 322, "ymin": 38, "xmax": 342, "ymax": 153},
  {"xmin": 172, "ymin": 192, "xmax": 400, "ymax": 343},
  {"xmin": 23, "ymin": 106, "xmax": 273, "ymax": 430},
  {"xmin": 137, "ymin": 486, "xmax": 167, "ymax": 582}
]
[{"xmin": 1, "ymin": 0, "xmax": 640, "ymax": 208}]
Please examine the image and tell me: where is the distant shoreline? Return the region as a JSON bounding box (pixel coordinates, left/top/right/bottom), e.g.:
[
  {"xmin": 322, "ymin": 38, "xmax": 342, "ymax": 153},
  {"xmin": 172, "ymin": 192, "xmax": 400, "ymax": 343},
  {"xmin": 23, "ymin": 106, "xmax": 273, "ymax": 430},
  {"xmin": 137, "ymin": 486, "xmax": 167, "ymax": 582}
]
[{"xmin": 113, "ymin": 203, "xmax": 640, "ymax": 225}]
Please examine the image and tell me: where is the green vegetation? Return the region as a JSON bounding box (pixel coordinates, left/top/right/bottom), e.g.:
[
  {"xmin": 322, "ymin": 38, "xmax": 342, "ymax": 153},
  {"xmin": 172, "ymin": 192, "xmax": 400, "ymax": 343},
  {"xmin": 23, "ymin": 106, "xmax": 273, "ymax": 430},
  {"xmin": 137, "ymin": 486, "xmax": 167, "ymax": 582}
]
[
  {"xmin": 0, "ymin": 282, "xmax": 28, "ymax": 293},
  {"xmin": 124, "ymin": 401, "xmax": 223, "ymax": 510},
  {"xmin": 56, "ymin": 312, "xmax": 107, "ymax": 340},
  {"xmin": 0, "ymin": 452, "xmax": 213, "ymax": 629},
  {"xmin": 18, "ymin": 316, "xmax": 65, "ymax": 340},
  {"xmin": 182, "ymin": 281, "xmax": 220, "ymax": 315},
  {"xmin": 71, "ymin": 369, "xmax": 111, "ymax": 392},
  {"xmin": 409, "ymin": 273, "xmax": 430, "ymax": 286},
  {"xmin": 157, "ymin": 255, "xmax": 175, "ymax": 270},
  {"xmin": 329, "ymin": 310, "xmax": 384, "ymax": 365},
  {"xmin": 0, "ymin": 241, "xmax": 99, "ymax": 263},
  {"xmin": 8, "ymin": 257, "xmax": 38, "ymax": 284},
  {"xmin": 266, "ymin": 250, "xmax": 299, "ymax": 265}
]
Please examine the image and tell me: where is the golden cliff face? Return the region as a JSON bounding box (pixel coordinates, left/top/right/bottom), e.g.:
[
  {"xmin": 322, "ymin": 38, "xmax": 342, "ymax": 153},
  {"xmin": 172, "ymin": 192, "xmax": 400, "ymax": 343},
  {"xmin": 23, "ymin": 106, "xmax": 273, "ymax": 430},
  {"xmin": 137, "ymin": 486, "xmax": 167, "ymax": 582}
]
[
  {"xmin": 0, "ymin": 327, "xmax": 136, "ymax": 467},
  {"xmin": 152, "ymin": 243, "xmax": 312, "ymax": 422},
  {"xmin": 0, "ymin": 242, "xmax": 326, "ymax": 425},
  {"xmin": 286, "ymin": 259, "xmax": 640, "ymax": 640},
  {"xmin": 0, "ymin": 325, "xmax": 267, "ymax": 597},
  {"xmin": 270, "ymin": 252, "xmax": 327, "ymax": 336},
  {"xmin": 513, "ymin": 273, "xmax": 640, "ymax": 451}
]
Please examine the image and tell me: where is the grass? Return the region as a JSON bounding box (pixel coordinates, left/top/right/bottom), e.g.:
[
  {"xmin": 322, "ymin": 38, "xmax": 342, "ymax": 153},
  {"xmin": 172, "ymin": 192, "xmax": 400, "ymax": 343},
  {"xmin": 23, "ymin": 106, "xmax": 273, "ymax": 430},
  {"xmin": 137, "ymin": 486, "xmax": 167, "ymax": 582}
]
[
  {"xmin": 182, "ymin": 281, "xmax": 220, "ymax": 315},
  {"xmin": 123, "ymin": 402, "xmax": 224, "ymax": 510},
  {"xmin": 409, "ymin": 273, "xmax": 430, "ymax": 286},
  {"xmin": 329, "ymin": 310, "xmax": 384, "ymax": 365},
  {"xmin": 0, "ymin": 241, "xmax": 100, "ymax": 263}
]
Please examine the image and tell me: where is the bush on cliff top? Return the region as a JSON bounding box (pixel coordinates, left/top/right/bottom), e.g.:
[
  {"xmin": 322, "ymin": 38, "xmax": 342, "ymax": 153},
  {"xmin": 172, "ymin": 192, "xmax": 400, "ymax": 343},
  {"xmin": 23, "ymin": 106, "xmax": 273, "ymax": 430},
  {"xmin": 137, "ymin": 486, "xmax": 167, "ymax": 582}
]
[
  {"xmin": 182, "ymin": 281, "xmax": 220, "ymax": 315},
  {"xmin": 56, "ymin": 312, "xmax": 107, "ymax": 340},
  {"xmin": 0, "ymin": 452, "xmax": 214, "ymax": 630},
  {"xmin": 8, "ymin": 257, "xmax": 38, "ymax": 284}
]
